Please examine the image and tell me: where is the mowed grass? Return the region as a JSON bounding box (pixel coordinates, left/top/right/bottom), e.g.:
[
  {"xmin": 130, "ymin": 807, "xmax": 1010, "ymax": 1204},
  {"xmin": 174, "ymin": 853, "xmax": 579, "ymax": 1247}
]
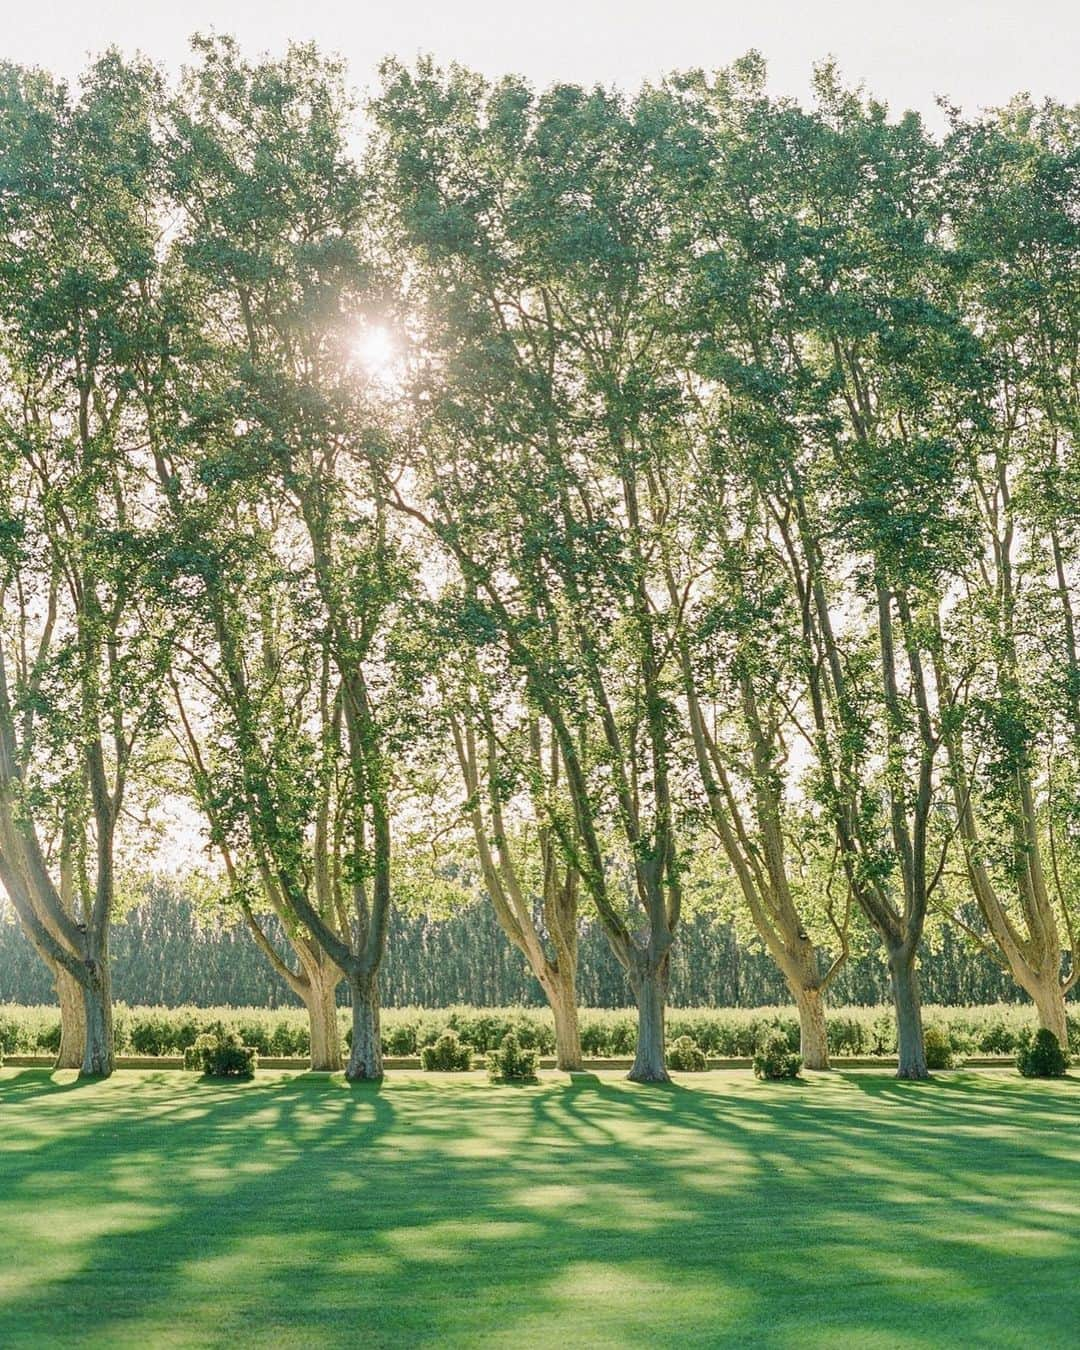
[{"xmin": 0, "ymin": 1069, "xmax": 1078, "ymax": 1348}]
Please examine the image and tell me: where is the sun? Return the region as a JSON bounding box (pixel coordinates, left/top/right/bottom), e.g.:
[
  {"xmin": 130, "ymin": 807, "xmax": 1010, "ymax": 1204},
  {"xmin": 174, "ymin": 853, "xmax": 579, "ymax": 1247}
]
[{"xmin": 352, "ymin": 323, "xmax": 398, "ymax": 381}]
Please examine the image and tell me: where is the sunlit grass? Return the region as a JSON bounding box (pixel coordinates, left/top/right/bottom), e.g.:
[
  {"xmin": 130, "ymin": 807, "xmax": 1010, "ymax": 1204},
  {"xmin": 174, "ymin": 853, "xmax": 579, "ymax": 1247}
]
[{"xmin": 0, "ymin": 1068, "xmax": 1077, "ymax": 1347}]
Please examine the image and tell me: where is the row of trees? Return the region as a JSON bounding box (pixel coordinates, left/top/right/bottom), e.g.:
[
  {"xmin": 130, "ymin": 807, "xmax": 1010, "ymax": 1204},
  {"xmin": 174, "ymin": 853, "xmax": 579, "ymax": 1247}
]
[
  {"xmin": 0, "ymin": 39, "xmax": 1077, "ymax": 1081},
  {"xmin": 2, "ymin": 879, "xmax": 1026, "ymax": 1009}
]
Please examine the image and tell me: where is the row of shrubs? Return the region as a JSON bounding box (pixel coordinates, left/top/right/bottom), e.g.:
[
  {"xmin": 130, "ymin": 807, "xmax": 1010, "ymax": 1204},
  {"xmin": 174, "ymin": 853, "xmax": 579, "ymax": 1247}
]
[
  {"xmin": 1, "ymin": 1022, "xmax": 1067, "ymax": 1079},
  {"xmin": 1, "ymin": 1001, "xmax": 1076, "ymax": 1060},
  {"xmin": 175, "ymin": 1025, "xmax": 542, "ymax": 1084}
]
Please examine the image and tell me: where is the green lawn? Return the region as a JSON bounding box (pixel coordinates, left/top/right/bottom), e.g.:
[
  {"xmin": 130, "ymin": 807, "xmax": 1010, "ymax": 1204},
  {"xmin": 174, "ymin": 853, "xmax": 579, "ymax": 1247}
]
[{"xmin": 0, "ymin": 1068, "xmax": 1077, "ymax": 1347}]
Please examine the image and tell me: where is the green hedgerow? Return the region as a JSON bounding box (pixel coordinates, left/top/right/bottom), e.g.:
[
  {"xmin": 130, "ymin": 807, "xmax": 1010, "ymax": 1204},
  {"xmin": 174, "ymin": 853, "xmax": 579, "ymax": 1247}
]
[
  {"xmin": 753, "ymin": 1031, "xmax": 802, "ymax": 1081},
  {"xmin": 420, "ymin": 1029, "xmax": 473, "ymax": 1072},
  {"xmin": 1016, "ymin": 1028, "xmax": 1070, "ymax": 1078}
]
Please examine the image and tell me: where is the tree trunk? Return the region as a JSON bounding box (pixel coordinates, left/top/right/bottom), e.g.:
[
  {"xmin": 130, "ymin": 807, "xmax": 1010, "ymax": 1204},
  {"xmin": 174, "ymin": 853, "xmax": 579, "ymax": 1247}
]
[
  {"xmin": 544, "ymin": 974, "xmax": 583, "ymax": 1072},
  {"xmin": 1027, "ymin": 973, "xmax": 1069, "ymax": 1053},
  {"xmin": 793, "ymin": 984, "xmax": 830, "ymax": 1070},
  {"xmin": 627, "ymin": 959, "xmax": 669, "ymax": 1083},
  {"xmin": 55, "ymin": 963, "xmax": 87, "ymax": 1070},
  {"xmin": 80, "ymin": 961, "xmax": 114, "ymax": 1078},
  {"xmin": 888, "ymin": 946, "xmax": 927, "ymax": 1080},
  {"xmin": 346, "ymin": 972, "xmax": 382, "ymax": 1081},
  {"xmin": 302, "ymin": 966, "xmax": 343, "ymax": 1072}
]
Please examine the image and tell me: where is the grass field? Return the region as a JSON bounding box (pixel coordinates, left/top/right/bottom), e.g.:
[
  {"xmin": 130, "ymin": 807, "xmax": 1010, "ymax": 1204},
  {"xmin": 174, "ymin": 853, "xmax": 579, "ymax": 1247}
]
[{"xmin": 1, "ymin": 1068, "xmax": 1077, "ymax": 1347}]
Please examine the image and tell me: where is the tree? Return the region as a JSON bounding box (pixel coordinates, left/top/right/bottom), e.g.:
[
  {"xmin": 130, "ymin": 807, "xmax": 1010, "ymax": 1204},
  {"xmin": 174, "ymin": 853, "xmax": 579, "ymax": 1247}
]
[
  {"xmin": 0, "ymin": 55, "xmax": 172, "ymax": 1075},
  {"xmin": 658, "ymin": 64, "xmax": 985, "ymax": 1077},
  {"xmin": 928, "ymin": 98, "xmax": 1080, "ymax": 1046},
  {"xmin": 654, "ymin": 59, "xmax": 854, "ymax": 1068},
  {"xmin": 160, "ymin": 36, "xmax": 417, "ymax": 1079},
  {"xmin": 438, "ymin": 631, "xmax": 584, "ymax": 1069},
  {"xmin": 774, "ymin": 74, "xmax": 989, "ymax": 1077},
  {"xmin": 372, "ymin": 62, "xmax": 686, "ymax": 1080}
]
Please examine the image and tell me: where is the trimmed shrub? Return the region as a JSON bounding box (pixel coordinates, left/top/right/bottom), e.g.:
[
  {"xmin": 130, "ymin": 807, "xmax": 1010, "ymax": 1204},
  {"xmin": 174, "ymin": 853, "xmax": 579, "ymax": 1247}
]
[
  {"xmin": 753, "ymin": 1031, "xmax": 802, "ymax": 1080},
  {"xmin": 184, "ymin": 1028, "xmax": 257, "ymax": 1078},
  {"xmin": 923, "ymin": 1025, "xmax": 956, "ymax": 1070},
  {"xmin": 420, "ymin": 1029, "xmax": 473, "ymax": 1072},
  {"xmin": 486, "ymin": 1032, "xmax": 539, "ymax": 1083},
  {"xmin": 667, "ymin": 1035, "xmax": 708, "ymax": 1071},
  {"xmin": 1017, "ymin": 1028, "xmax": 1069, "ymax": 1078}
]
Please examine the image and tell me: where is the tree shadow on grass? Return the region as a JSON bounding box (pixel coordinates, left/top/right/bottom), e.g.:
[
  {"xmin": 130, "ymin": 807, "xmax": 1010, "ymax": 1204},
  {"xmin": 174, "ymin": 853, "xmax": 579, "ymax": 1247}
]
[{"xmin": 0, "ymin": 1069, "xmax": 1078, "ymax": 1347}]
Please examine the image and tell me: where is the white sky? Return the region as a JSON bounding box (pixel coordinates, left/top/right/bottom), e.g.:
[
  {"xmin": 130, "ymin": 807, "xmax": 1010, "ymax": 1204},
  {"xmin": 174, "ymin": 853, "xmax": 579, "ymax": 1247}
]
[{"xmin": 3, "ymin": 1, "xmax": 1077, "ymax": 126}]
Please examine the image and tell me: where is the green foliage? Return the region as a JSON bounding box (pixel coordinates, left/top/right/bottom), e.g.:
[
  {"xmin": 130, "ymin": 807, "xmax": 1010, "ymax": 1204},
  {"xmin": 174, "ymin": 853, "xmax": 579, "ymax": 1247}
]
[
  {"xmin": 0, "ymin": 1002, "xmax": 1064, "ymax": 1061},
  {"xmin": 666, "ymin": 1035, "xmax": 708, "ymax": 1071},
  {"xmin": 183, "ymin": 1028, "xmax": 258, "ymax": 1078},
  {"xmin": 419, "ymin": 1029, "xmax": 473, "ymax": 1072},
  {"xmin": 130, "ymin": 1009, "xmax": 203, "ymax": 1057},
  {"xmin": 486, "ymin": 1032, "xmax": 539, "ymax": 1083},
  {"xmin": 753, "ymin": 1031, "xmax": 802, "ymax": 1080},
  {"xmin": 1016, "ymin": 1028, "xmax": 1070, "ymax": 1078},
  {"xmin": 923, "ymin": 1025, "xmax": 956, "ymax": 1070}
]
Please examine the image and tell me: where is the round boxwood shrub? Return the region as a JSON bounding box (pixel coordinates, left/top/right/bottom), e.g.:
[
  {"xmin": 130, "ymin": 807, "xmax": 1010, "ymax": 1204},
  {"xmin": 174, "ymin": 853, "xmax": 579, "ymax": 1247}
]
[
  {"xmin": 753, "ymin": 1031, "xmax": 802, "ymax": 1081},
  {"xmin": 486, "ymin": 1031, "xmax": 539, "ymax": 1083},
  {"xmin": 667, "ymin": 1035, "xmax": 708, "ymax": 1072},
  {"xmin": 1017, "ymin": 1028, "xmax": 1069, "ymax": 1078},
  {"xmin": 420, "ymin": 1029, "xmax": 473, "ymax": 1072},
  {"xmin": 183, "ymin": 1028, "xmax": 257, "ymax": 1078},
  {"xmin": 923, "ymin": 1026, "xmax": 956, "ymax": 1070}
]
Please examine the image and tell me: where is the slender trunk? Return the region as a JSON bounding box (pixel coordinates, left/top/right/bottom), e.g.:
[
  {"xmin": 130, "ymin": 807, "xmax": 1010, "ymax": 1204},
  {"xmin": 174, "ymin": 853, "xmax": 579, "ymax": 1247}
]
[
  {"xmin": 888, "ymin": 945, "xmax": 927, "ymax": 1080},
  {"xmin": 543, "ymin": 973, "xmax": 583, "ymax": 1072},
  {"xmin": 793, "ymin": 984, "xmax": 830, "ymax": 1070},
  {"xmin": 55, "ymin": 963, "xmax": 87, "ymax": 1070},
  {"xmin": 80, "ymin": 960, "xmax": 113, "ymax": 1078},
  {"xmin": 627, "ymin": 957, "xmax": 669, "ymax": 1083},
  {"xmin": 303, "ymin": 966, "xmax": 344, "ymax": 1072},
  {"xmin": 346, "ymin": 971, "xmax": 382, "ymax": 1081},
  {"xmin": 1027, "ymin": 973, "xmax": 1069, "ymax": 1052}
]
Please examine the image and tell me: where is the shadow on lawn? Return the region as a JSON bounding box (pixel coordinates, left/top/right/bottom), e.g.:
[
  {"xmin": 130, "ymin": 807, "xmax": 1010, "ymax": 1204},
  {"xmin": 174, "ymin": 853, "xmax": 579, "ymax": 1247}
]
[{"xmin": 0, "ymin": 1068, "xmax": 1078, "ymax": 1347}]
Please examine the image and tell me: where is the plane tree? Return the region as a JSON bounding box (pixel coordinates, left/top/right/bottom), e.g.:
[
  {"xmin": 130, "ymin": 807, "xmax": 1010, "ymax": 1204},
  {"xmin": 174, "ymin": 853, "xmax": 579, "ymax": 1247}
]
[
  {"xmin": 925, "ymin": 99, "xmax": 1080, "ymax": 1046},
  {"xmin": 652, "ymin": 60, "xmax": 855, "ymax": 1067},
  {"xmin": 434, "ymin": 619, "xmax": 585, "ymax": 1070},
  {"xmin": 159, "ymin": 37, "xmax": 419, "ymax": 1078},
  {"xmin": 0, "ymin": 55, "xmax": 173, "ymax": 1075},
  {"xmin": 768, "ymin": 74, "xmax": 990, "ymax": 1077},
  {"xmin": 660, "ymin": 64, "xmax": 987, "ymax": 1076},
  {"xmin": 372, "ymin": 62, "xmax": 688, "ymax": 1080}
]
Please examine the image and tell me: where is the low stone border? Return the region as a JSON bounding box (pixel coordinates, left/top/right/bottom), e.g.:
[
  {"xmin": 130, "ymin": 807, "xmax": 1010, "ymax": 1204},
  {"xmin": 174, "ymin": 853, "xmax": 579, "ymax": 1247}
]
[{"xmin": 2, "ymin": 1053, "xmax": 1019, "ymax": 1071}]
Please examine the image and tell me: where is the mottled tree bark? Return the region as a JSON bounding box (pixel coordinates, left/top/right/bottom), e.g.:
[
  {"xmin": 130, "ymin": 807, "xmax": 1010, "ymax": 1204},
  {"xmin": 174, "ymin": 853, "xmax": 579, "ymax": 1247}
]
[
  {"xmin": 543, "ymin": 972, "xmax": 583, "ymax": 1072},
  {"xmin": 1027, "ymin": 973, "xmax": 1069, "ymax": 1053},
  {"xmin": 888, "ymin": 944, "xmax": 928, "ymax": 1080},
  {"xmin": 80, "ymin": 959, "xmax": 114, "ymax": 1078},
  {"xmin": 793, "ymin": 983, "xmax": 830, "ymax": 1070},
  {"xmin": 627, "ymin": 958, "xmax": 670, "ymax": 1083},
  {"xmin": 346, "ymin": 972, "xmax": 382, "ymax": 1081},
  {"xmin": 54, "ymin": 962, "xmax": 87, "ymax": 1069},
  {"xmin": 303, "ymin": 964, "xmax": 344, "ymax": 1072}
]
